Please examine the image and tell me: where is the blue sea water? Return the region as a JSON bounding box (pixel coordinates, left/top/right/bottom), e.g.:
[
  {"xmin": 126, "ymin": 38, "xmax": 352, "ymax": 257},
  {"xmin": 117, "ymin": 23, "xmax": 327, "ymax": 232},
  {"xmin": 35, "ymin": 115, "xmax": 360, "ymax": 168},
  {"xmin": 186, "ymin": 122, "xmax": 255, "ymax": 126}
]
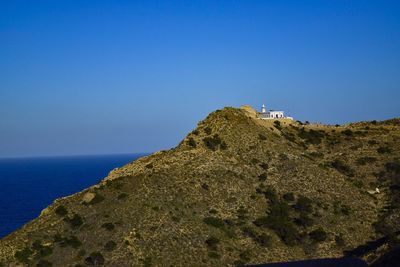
[{"xmin": 0, "ymin": 153, "xmax": 145, "ymax": 238}]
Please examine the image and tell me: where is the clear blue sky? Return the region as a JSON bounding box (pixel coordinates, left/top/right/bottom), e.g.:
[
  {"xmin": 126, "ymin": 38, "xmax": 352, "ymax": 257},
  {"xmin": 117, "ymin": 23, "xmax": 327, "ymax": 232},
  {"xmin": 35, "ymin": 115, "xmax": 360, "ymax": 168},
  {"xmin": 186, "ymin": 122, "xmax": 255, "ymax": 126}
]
[{"xmin": 1, "ymin": 1, "xmax": 399, "ymax": 158}]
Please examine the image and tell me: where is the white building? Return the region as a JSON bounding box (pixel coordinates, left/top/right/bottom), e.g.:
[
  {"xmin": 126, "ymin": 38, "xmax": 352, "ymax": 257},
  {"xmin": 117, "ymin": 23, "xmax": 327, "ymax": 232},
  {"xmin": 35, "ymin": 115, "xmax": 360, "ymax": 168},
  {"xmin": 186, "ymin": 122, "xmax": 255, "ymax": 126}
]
[{"xmin": 259, "ymin": 104, "xmax": 293, "ymax": 120}]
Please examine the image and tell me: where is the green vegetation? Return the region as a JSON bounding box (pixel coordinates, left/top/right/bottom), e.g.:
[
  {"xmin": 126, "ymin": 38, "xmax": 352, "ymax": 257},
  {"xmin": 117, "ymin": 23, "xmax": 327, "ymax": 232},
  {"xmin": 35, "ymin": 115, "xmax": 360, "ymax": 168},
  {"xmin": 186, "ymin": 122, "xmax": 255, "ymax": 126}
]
[
  {"xmin": 283, "ymin": 192, "xmax": 295, "ymax": 202},
  {"xmin": 88, "ymin": 193, "xmax": 105, "ymax": 205},
  {"xmin": 377, "ymin": 146, "xmax": 392, "ymax": 154},
  {"xmin": 341, "ymin": 129, "xmax": 353, "ymax": 137},
  {"xmin": 36, "ymin": 259, "xmax": 52, "ymax": 267},
  {"xmin": 274, "ymin": 120, "xmax": 282, "ymax": 130},
  {"xmin": 85, "ymin": 252, "xmax": 105, "ymax": 265},
  {"xmin": 117, "ymin": 192, "xmax": 128, "ymax": 200},
  {"xmin": 187, "ymin": 137, "xmax": 196, "ymax": 147},
  {"xmin": 356, "ymin": 156, "xmax": 377, "ymax": 165},
  {"xmin": 330, "ymin": 159, "xmax": 355, "ymax": 177},
  {"xmin": 298, "ymin": 128, "xmax": 325, "ymax": 145},
  {"xmin": 2, "ymin": 107, "xmax": 399, "ymax": 266},
  {"xmin": 335, "ymin": 235, "xmax": 345, "ymax": 247},
  {"xmin": 258, "ymin": 133, "xmax": 267, "ymax": 140},
  {"xmin": 254, "ymin": 200, "xmax": 298, "ymax": 246},
  {"xmin": 64, "ymin": 214, "xmax": 83, "ymax": 229},
  {"xmin": 101, "ymin": 222, "xmax": 115, "ymax": 231},
  {"xmin": 203, "ymin": 217, "xmax": 225, "ymax": 228},
  {"xmin": 104, "ymin": 241, "xmax": 117, "ymax": 251},
  {"xmin": 203, "ymin": 134, "xmax": 227, "ymax": 151},
  {"xmin": 309, "ymin": 228, "xmax": 327, "ymax": 242},
  {"xmin": 294, "ymin": 196, "xmax": 313, "ymax": 213},
  {"xmin": 14, "ymin": 247, "xmax": 33, "ymax": 263},
  {"xmin": 258, "ymin": 172, "xmax": 268, "ymax": 182},
  {"xmin": 205, "ymin": 236, "xmax": 220, "ymax": 250},
  {"xmin": 54, "ymin": 234, "xmax": 82, "ymax": 248},
  {"xmin": 55, "ymin": 205, "xmax": 68, "ymax": 216},
  {"xmin": 32, "ymin": 240, "xmax": 53, "ymax": 257}
]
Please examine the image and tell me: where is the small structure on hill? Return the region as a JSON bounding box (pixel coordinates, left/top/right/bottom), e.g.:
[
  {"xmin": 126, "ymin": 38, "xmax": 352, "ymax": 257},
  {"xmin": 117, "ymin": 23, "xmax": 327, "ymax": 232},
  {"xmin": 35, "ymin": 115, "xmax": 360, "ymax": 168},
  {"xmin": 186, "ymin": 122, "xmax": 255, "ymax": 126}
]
[{"xmin": 259, "ymin": 104, "xmax": 293, "ymax": 120}]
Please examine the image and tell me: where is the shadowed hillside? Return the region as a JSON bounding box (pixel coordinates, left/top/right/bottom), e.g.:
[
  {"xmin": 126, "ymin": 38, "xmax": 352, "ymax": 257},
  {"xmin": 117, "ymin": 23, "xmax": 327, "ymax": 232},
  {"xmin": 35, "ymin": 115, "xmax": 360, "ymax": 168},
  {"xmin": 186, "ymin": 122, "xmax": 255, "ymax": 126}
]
[{"xmin": 0, "ymin": 106, "xmax": 399, "ymax": 266}]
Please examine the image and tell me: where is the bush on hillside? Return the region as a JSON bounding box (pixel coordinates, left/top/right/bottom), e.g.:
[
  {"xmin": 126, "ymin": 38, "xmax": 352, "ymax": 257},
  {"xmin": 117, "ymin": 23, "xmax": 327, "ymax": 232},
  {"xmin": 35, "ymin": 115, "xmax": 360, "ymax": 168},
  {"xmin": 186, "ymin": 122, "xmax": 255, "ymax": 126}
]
[
  {"xmin": 254, "ymin": 200, "xmax": 298, "ymax": 246},
  {"xmin": 64, "ymin": 214, "xmax": 83, "ymax": 229},
  {"xmin": 203, "ymin": 134, "xmax": 225, "ymax": 151},
  {"xmin": 330, "ymin": 159, "xmax": 355, "ymax": 177},
  {"xmin": 187, "ymin": 137, "xmax": 196, "ymax": 148},
  {"xmin": 104, "ymin": 241, "xmax": 117, "ymax": 252},
  {"xmin": 85, "ymin": 252, "xmax": 105, "ymax": 266},
  {"xmin": 55, "ymin": 205, "xmax": 68, "ymax": 216},
  {"xmin": 283, "ymin": 192, "xmax": 295, "ymax": 202},
  {"xmin": 258, "ymin": 133, "xmax": 267, "ymax": 141},
  {"xmin": 203, "ymin": 217, "xmax": 225, "ymax": 228},
  {"xmin": 205, "ymin": 236, "xmax": 220, "ymax": 250},
  {"xmin": 101, "ymin": 222, "xmax": 115, "ymax": 231},
  {"xmin": 309, "ymin": 228, "xmax": 327, "ymax": 242},
  {"xmin": 377, "ymin": 146, "xmax": 392, "ymax": 154},
  {"xmin": 36, "ymin": 259, "xmax": 52, "ymax": 267},
  {"xmin": 356, "ymin": 156, "xmax": 377, "ymax": 166},
  {"xmin": 294, "ymin": 196, "xmax": 313, "ymax": 213},
  {"xmin": 298, "ymin": 128, "xmax": 325, "ymax": 145}
]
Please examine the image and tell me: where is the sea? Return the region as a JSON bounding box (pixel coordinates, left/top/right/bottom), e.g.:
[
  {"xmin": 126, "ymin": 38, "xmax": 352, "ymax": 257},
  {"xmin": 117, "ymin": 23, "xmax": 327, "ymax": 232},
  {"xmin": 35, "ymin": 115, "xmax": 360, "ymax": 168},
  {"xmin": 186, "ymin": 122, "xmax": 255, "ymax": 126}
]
[{"xmin": 0, "ymin": 153, "xmax": 145, "ymax": 239}]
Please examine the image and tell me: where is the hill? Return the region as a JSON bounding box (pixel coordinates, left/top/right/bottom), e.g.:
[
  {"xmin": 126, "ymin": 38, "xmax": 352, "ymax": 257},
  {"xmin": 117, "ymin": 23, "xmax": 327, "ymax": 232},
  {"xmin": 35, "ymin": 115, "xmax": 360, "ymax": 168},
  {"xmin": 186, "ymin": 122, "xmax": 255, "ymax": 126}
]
[{"xmin": 0, "ymin": 106, "xmax": 399, "ymax": 266}]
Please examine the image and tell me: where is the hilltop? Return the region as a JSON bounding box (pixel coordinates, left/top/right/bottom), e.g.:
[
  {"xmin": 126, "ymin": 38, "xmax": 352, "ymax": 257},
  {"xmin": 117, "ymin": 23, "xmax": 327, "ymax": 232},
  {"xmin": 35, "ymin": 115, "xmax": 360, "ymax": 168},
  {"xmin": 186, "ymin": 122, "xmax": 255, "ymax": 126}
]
[{"xmin": 0, "ymin": 106, "xmax": 399, "ymax": 266}]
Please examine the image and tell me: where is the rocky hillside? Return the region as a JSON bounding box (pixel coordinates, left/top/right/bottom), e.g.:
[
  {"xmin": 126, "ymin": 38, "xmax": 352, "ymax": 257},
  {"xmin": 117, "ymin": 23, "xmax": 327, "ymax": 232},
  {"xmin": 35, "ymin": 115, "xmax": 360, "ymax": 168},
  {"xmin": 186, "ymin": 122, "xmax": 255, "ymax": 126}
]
[{"xmin": 0, "ymin": 106, "xmax": 399, "ymax": 267}]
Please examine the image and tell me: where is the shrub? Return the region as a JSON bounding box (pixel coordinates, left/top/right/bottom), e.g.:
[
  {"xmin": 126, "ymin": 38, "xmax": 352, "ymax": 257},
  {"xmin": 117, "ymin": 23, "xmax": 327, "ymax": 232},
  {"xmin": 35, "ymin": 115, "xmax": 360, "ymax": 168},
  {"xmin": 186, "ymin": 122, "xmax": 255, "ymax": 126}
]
[
  {"xmin": 254, "ymin": 201, "xmax": 298, "ymax": 246},
  {"xmin": 187, "ymin": 137, "xmax": 196, "ymax": 148},
  {"xmin": 145, "ymin": 163, "xmax": 153, "ymax": 169},
  {"xmin": 239, "ymin": 250, "xmax": 251, "ymax": 263},
  {"xmin": 368, "ymin": 140, "xmax": 378, "ymax": 145},
  {"xmin": 294, "ymin": 196, "xmax": 313, "ymax": 213},
  {"xmin": 117, "ymin": 193, "xmax": 128, "ymax": 200},
  {"xmin": 32, "ymin": 240, "xmax": 53, "ymax": 257},
  {"xmin": 14, "ymin": 247, "xmax": 33, "ymax": 263},
  {"xmin": 204, "ymin": 127, "xmax": 212, "ymax": 135},
  {"xmin": 309, "ymin": 228, "xmax": 327, "ymax": 242},
  {"xmin": 377, "ymin": 146, "xmax": 392, "ymax": 154},
  {"xmin": 237, "ymin": 206, "xmax": 248, "ymax": 221},
  {"xmin": 333, "ymin": 201, "xmax": 351, "ymax": 216},
  {"xmin": 294, "ymin": 213, "xmax": 314, "ymax": 227},
  {"xmin": 258, "ymin": 173, "xmax": 268, "ymax": 182},
  {"xmin": 335, "ymin": 235, "xmax": 345, "ymax": 247},
  {"xmin": 282, "ymin": 132, "xmax": 296, "ymax": 142},
  {"xmin": 341, "ymin": 129, "xmax": 353, "ymax": 137},
  {"xmin": 64, "ymin": 214, "xmax": 83, "ymax": 229},
  {"xmin": 259, "ymin": 163, "xmax": 268, "ymax": 170},
  {"xmin": 356, "ymin": 156, "xmax": 377, "ymax": 166},
  {"xmin": 258, "ymin": 133, "xmax": 267, "ymax": 141},
  {"xmin": 104, "ymin": 241, "xmax": 117, "ymax": 252},
  {"xmin": 201, "ymin": 183, "xmax": 209, "ymax": 190},
  {"xmin": 220, "ymin": 141, "xmax": 228, "ymax": 150},
  {"xmin": 102, "ymin": 222, "xmax": 115, "ymax": 231},
  {"xmin": 205, "ymin": 236, "xmax": 220, "ymax": 250},
  {"xmin": 298, "ymin": 128, "xmax": 324, "ymax": 145},
  {"xmin": 274, "ymin": 120, "xmax": 282, "ymax": 130},
  {"xmin": 85, "ymin": 252, "xmax": 105, "ymax": 266},
  {"xmin": 36, "ymin": 259, "xmax": 52, "ymax": 267},
  {"xmin": 203, "ymin": 135, "xmax": 223, "ymax": 151},
  {"xmin": 203, "ymin": 217, "xmax": 225, "ymax": 228},
  {"xmin": 385, "ymin": 162, "xmax": 400, "ymax": 174},
  {"xmin": 263, "ymin": 187, "xmax": 279, "ymax": 204},
  {"xmin": 88, "ymin": 193, "xmax": 105, "ymax": 205},
  {"xmin": 55, "ymin": 205, "xmax": 68, "ymax": 216},
  {"xmin": 283, "ymin": 192, "xmax": 295, "ymax": 202},
  {"xmin": 57, "ymin": 235, "xmax": 82, "ymax": 248},
  {"xmin": 255, "ymin": 233, "xmax": 272, "ymax": 247},
  {"xmin": 331, "ymin": 159, "xmax": 355, "ymax": 177},
  {"xmin": 208, "ymin": 251, "xmax": 220, "ymax": 259}
]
